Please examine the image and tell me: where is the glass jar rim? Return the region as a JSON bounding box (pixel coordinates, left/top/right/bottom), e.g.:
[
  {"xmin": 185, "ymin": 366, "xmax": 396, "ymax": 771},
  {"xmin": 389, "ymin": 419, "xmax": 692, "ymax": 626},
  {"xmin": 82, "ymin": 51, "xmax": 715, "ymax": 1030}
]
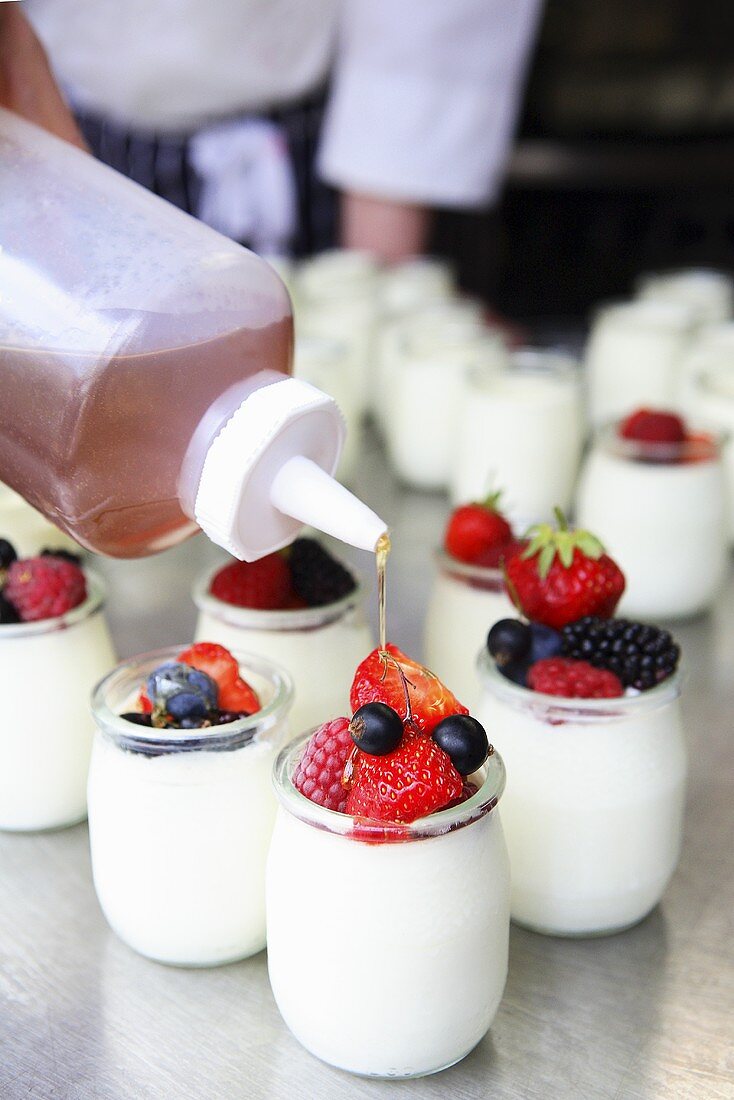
[
  {"xmin": 433, "ymin": 547, "xmax": 504, "ymax": 589},
  {"xmin": 192, "ymin": 560, "xmax": 366, "ymax": 632},
  {"xmin": 477, "ymin": 647, "xmax": 681, "ymax": 723},
  {"xmin": 591, "ymin": 297, "xmax": 698, "ymax": 332},
  {"xmin": 595, "ymin": 421, "xmax": 727, "ymax": 462},
  {"xmin": 272, "ymin": 729, "xmax": 506, "ymax": 843},
  {"xmin": 92, "ymin": 643, "xmax": 293, "ymax": 753},
  {"xmin": 0, "ymin": 570, "xmax": 105, "ymax": 639}
]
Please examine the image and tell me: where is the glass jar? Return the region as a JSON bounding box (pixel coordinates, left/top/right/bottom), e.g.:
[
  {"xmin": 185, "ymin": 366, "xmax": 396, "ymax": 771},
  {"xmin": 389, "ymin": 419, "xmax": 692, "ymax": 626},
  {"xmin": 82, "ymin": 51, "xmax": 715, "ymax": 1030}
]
[
  {"xmin": 636, "ymin": 268, "xmax": 734, "ymax": 326},
  {"xmin": 0, "ymin": 574, "xmax": 115, "ymax": 831},
  {"xmin": 423, "ymin": 550, "xmax": 516, "ymax": 711},
  {"xmin": 384, "ymin": 321, "xmax": 508, "ymax": 491},
  {"xmin": 193, "ymin": 563, "xmax": 373, "ymax": 735},
  {"xmin": 686, "ymin": 359, "xmax": 734, "ymax": 543},
  {"xmin": 88, "ymin": 646, "xmax": 293, "ymax": 967},
  {"xmin": 576, "ymin": 425, "xmax": 727, "ymax": 619},
  {"xmin": 0, "ymin": 480, "xmax": 80, "ymax": 557},
  {"xmin": 475, "ymin": 651, "xmax": 686, "ymax": 937},
  {"xmin": 450, "ymin": 349, "xmax": 584, "ymax": 528},
  {"xmin": 585, "ymin": 299, "xmax": 696, "ymax": 427},
  {"xmin": 266, "ymin": 732, "xmax": 509, "ymax": 1078}
]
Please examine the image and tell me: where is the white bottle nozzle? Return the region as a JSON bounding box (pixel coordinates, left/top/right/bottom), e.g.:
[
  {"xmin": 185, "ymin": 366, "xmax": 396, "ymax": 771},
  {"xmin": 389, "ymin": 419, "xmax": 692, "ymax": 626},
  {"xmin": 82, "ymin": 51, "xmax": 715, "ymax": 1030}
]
[
  {"xmin": 194, "ymin": 376, "xmax": 388, "ymax": 560},
  {"xmin": 270, "ymin": 456, "xmax": 387, "ymax": 552}
]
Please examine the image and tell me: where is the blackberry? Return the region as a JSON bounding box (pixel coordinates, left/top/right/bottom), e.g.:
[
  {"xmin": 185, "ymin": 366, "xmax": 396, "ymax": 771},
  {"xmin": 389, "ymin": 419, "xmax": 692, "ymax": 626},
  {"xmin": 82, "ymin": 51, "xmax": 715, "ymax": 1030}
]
[
  {"xmin": 41, "ymin": 548, "xmax": 83, "ymax": 567},
  {"xmin": 561, "ymin": 616, "xmax": 680, "ymax": 691},
  {"xmin": 0, "ymin": 539, "xmax": 17, "ymax": 570},
  {"xmin": 0, "ymin": 593, "xmax": 20, "ymax": 624},
  {"xmin": 288, "ymin": 537, "xmax": 356, "ymax": 607}
]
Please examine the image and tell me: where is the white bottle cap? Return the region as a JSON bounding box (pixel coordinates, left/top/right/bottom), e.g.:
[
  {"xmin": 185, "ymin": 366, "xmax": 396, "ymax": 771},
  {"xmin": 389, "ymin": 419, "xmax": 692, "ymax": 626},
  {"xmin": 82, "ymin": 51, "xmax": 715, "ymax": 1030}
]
[{"xmin": 194, "ymin": 376, "xmax": 387, "ymax": 560}]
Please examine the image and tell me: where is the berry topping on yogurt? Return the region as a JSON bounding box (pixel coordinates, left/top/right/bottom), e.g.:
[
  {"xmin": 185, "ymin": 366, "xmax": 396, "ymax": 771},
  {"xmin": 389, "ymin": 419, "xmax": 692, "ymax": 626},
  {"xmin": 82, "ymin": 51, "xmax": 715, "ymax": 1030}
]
[
  {"xmin": 527, "ymin": 657, "xmax": 624, "ymax": 699},
  {"xmin": 618, "ymin": 407, "xmax": 717, "ymax": 463},
  {"xmin": 504, "ymin": 510, "xmax": 625, "ymax": 630},
  {"xmin": 444, "ymin": 492, "xmax": 521, "ymax": 568},
  {"xmin": 0, "ymin": 545, "xmax": 86, "ymax": 623},
  {"xmin": 123, "ymin": 642, "xmax": 261, "ymax": 730},
  {"xmin": 294, "ymin": 648, "xmax": 491, "ymax": 827},
  {"xmin": 209, "ymin": 537, "xmax": 357, "ymax": 611}
]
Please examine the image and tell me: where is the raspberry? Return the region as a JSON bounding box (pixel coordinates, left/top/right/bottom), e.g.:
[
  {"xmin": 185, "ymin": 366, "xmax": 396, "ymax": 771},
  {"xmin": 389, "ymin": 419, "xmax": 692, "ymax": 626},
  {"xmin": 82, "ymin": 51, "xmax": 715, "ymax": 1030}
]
[
  {"xmin": 4, "ymin": 557, "xmax": 86, "ymax": 622},
  {"xmin": 288, "ymin": 538, "xmax": 356, "ymax": 607},
  {"xmin": 210, "ymin": 554, "xmax": 293, "ymax": 610},
  {"xmin": 619, "ymin": 408, "xmax": 685, "ymax": 444},
  {"xmin": 293, "ymin": 718, "xmax": 353, "ymax": 812},
  {"xmin": 527, "ymin": 657, "xmax": 623, "ymax": 699}
]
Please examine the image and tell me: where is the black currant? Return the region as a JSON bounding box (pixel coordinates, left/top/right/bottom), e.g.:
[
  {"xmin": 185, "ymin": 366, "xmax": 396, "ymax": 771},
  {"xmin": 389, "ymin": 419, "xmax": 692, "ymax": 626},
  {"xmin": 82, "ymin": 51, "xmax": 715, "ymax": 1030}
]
[
  {"xmin": 0, "ymin": 539, "xmax": 17, "ymax": 570},
  {"xmin": 0, "ymin": 593, "xmax": 20, "ymax": 624},
  {"xmin": 500, "ymin": 657, "xmax": 531, "ymax": 687},
  {"xmin": 487, "ymin": 618, "xmax": 531, "ymax": 666},
  {"xmin": 120, "ymin": 712, "xmax": 154, "ymax": 727},
  {"xmin": 432, "ymin": 714, "xmax": 489, "ymax": 776},
  {"xmin": 350, "ymin": 702, "xmax": 403, "ymax": 755}
]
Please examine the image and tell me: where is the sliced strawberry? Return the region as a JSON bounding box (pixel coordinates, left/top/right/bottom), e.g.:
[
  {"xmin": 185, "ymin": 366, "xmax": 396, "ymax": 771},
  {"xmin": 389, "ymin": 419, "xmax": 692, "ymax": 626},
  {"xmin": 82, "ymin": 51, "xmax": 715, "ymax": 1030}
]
[
  {"xmin": 350, "ymin": 644, "xmax": 468, "ymax": 736},
  {"xmin": 219, "ymin": 675, "xmax": 260, "ymax": 714},
  {"xmin": 138, "ymin": 688, "xmax": 153, "ymax": 714},
  {"xmin": 444, "ymin": 492, "xmax": 514, "ymax": 566},
  {"xmin": 346, "ymin": 729, "xmax": 462, "ymax": 824},
  {"xmin": 504, "ymin": 511, "xmax": 625, "ymax": 630},
  {"xmin": 177, "ymin": 642, "xmax": 239, "ymax": 694},
  {"xmin": 619, "ymin": 408, "xmax": 685, "ymax": 444}
]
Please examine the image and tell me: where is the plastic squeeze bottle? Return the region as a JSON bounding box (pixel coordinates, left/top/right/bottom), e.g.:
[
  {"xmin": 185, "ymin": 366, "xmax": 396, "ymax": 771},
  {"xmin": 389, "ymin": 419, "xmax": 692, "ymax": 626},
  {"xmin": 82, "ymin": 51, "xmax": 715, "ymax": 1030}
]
[{"xmin": 0, "ymin": 110, "xmax": 386, "ymax": 559}]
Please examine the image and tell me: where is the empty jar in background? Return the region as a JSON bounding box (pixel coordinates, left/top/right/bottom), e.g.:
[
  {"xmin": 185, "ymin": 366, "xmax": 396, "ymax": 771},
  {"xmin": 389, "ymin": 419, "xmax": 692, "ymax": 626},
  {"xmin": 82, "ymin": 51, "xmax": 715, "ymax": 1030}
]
[
  {"xmin": 292, "ymin": 334, "xmax": 361, "ymax": 486},
  {"xmin": 576, "ymin": 424, "xmax": 728, "ymax": 620},
  {"xmin": 636, "ymin": 268, "xmax": 734, "ymax": 327},
  {"xmin": 585, "ymin": 300, "xmax": 697, "ymax": 427},
  {"xmin": 450, "ymin": 349, "xmax": 584, "ymax": 530},
  {"xmin": 384, "ymin": 320, "xmax": 508, "ymax": 491}
]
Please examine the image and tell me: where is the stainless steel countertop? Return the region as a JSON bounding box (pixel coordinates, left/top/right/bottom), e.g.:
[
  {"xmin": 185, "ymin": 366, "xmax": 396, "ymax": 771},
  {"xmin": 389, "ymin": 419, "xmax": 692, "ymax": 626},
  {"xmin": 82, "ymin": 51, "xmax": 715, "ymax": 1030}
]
[{"xmin": 2, "ymin": 435, "xmax": 733, "ymax": 1100}]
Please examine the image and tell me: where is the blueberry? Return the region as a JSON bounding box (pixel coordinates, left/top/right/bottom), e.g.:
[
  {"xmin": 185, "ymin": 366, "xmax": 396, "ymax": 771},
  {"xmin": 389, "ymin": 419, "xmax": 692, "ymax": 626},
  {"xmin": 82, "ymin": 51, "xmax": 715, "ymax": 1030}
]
[
  {"xmin": 487, "ymin": 619, "xmax": 531, "ymax": 666},
  {"xmin": 500, "ymin": 657, "xmax": 531, "ymax": 687},
  {"xmin": 0, "ymin": 539, "xmax": 17, "ymax": 570},
  {"xmin": 179, "ymin": 715, "xmax": 207, "ymax": 729},
  {"xmin": 432, "ymin": 714, "xmax": 489, "ymax": 776},
  {"xmin": 350, "ymin": 702, "xmax": 403, "ymax": 755},
  {"xmin": 147, "ymin": 662, "xmax": 218, "ymax": 711},
  {"xmin": 529, "ymin": 623, "xmax": 562, "ymax": 662},
  {"xmin": 0, "ymin": 593, "xmax": 20, "ymax": 624},
  {"xmin": 166, "ymin": 692, "xmax": 211, "ymax": 721}
]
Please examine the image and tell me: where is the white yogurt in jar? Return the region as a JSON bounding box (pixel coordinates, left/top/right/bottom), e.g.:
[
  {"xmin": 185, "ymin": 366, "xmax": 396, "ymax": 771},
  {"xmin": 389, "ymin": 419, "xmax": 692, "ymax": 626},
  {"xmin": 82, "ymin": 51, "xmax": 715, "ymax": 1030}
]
[
  {"xmin": 384, "ymin": 321, "xmax": 508, "ymax": 491},
  {"xmin": 267, "ymin": 735, "xmax": 510, "ymax": 1077},
  {"xmin": 637, "ymin": 268, "xmax": 734, "ymax": 326},
  {"xmin": 450, "ymin": 349, "xmax": 584, "ymax": 527},
  {"xmin": 423, "ymin": 551, "xmax": 515, "ymax": 711},
  {"xmin": 585, "ymin": 299, "xmax": 697, "ymax": 426},
  {"xmin": 0, "ymin": 481, "xmax": 80, "ymax": 557},
  {"xmin": 292, "ymin": 333, "xmax": 362, "ymax": 486},
  {"xmin": 0, "ymin": 576, "xmax": 115, "ymax": 831},
  {"xmin": 193, "ymin": 564, "xmax": 373, "ymax": 735},
  {"xmin": 576, "ymin": 427, "xmax": 727, "ymax": 619},
  {"xmin": 686, "ymin": 359, "xmax": 734, "ymax": 542},
  {"xmin": 88, "ymin": 648, "xmax": 292, "ymax": 966},
  {"xmin": 475, "ymin": 651, "xmax": 686, "ymax": 936}
]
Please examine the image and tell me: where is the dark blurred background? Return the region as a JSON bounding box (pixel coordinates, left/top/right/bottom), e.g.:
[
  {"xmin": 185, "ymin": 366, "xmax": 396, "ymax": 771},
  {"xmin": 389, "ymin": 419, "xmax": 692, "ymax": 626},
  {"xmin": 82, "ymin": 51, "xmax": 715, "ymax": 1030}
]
[{"xmin": 434, "ymin": 0, "xmax": 734, "ymax": 320}]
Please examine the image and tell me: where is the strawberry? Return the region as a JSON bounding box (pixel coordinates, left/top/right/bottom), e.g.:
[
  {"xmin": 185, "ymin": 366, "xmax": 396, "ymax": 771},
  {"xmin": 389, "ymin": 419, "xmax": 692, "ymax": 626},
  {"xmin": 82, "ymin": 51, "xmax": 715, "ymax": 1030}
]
[
  {"xmin": 177, "ymin": 642, "xmax": 261, "ymax": 715},
  {"xmin": 293, "ymin": 717, "xmax": 353, "ymax": 812},
  {"xmin": 528, "ymin": 657, "xmax": 623, "ymax": 699},
  {"xmin": 346, "ymin": 729, "xmax": 463, "ymax": 824},
  {"xmin": 219, "ymin": 676, "xmax": 260, "ymax": 714},
  {"xmin": 504, "ymin": 510, "xmax": 625, "ymax": 630},
  {"xmin": 210, "ymin": 554, "xmax": 293, "ymax": 610},
  {"xmin": 350, "ymin": 644, "xmax": 468, "ymax": 736},
  {"xmin": 444, "ymin": 492, "xmax": 514, "ymax": 567},
  {"xmin": 619, "ymin": 408, "xmax": 685, "ymax": 444}
]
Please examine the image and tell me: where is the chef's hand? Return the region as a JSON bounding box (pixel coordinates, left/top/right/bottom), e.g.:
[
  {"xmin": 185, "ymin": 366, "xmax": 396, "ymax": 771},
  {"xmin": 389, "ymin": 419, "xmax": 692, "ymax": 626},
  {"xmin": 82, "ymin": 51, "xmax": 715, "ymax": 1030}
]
[
  {"xmin": 340, "ymin": 191, "xmax": 432, "ymax": 263},
  {"xmin": 0, "ymin": 6, "xmax": 86, "ymax": 149}
]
